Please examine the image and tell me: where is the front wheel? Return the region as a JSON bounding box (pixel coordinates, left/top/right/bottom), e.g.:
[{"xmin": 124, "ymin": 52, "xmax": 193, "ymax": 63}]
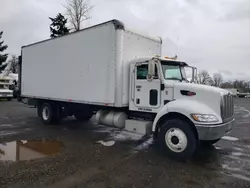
[{"xmin": 157, "ymin": 119, "xmax": 197, "ymax": 161}]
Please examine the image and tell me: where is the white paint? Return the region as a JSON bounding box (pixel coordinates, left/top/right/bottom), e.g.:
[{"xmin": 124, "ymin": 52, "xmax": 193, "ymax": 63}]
[
  {"xmin": 21, "ymin": 20, "xmax": 161, "ymax": 108},
  {"xmin": 222, "ymin": 136, "xmax": 239, "ymax": 141},
  {"xmin": 122, "ymin": 30, "xmax": 161, "ymax": 105},
  {"xmin": 152, "ymin": 95, "xmax": 227, "ymax": 132},
  {"xmin": 125, "ymin": 119, "xmax": 152, "ymax": 135},
  {"xmin": 96, "ymin": 140, "xmax": 115, "ymax": 147}
]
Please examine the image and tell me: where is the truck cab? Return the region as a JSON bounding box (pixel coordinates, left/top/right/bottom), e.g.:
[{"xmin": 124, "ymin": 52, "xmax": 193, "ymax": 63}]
[
  {"xmin": 0, "ymin": 77, "xmax": 13, "ymax": 101},
  {"xmin": 128, "ymin": 56, "xmax": 234, "ymax": 160}
]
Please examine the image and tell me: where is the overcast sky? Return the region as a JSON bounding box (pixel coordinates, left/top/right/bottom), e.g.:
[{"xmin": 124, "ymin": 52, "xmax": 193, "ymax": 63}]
[{"xmin": 0, "ymin": 0, "xmax": 249, "ymax": 80}]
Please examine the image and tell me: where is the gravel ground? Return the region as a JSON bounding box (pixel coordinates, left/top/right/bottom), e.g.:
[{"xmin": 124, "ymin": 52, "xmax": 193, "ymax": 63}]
[{"xmin": 0, "ymin": 99, "xmax": 250, "ymax": 188}]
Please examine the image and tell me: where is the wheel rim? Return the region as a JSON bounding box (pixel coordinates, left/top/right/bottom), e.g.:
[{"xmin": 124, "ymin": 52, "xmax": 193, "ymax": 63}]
[
  {"xmin": 165, "ymin": 128, "xmax": 188, "ymax": 153},
  {"xmin": 42, "ymin": 106, "xmax": 50, "ymax": 121}
]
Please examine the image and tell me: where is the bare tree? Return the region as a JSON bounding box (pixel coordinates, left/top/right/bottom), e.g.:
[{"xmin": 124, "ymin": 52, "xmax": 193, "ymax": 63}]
[
  {"xmin": 221, "ymin": 81, "xmax": 233, "ymax": 89},
  {"xmin": 213, "ymin": 73, "xmax": 223, "ymax": 87},
  {"xmin": 9, "ymin": 55, "xmax": 19, "ymax": 73},
  {"xmin": 221, "ymin": 80, "xmax": 250, "ymax": 93},
  {"xmin": 198, "ymin": 70, "xmax": 213, "ymax": 85},
  {"xmin": 64, "ymin": 0, "xmax": 93, "ymax": 31}
]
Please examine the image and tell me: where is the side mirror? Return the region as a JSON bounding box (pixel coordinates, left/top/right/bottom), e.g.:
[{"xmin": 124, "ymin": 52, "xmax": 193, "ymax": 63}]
[{"xmin": 147, "ymin": 59, "xmax": 156, "ymax": 81}]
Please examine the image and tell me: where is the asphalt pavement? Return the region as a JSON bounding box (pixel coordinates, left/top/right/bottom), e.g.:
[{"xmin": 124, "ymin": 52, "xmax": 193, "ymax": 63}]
[{"xmin": 0, "ymin": 99, "xmax": 250, "ymax": 188}]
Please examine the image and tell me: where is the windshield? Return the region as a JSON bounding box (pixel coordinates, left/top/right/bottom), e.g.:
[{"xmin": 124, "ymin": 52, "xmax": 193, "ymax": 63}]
[{"xmin": 161, "ymin": 63, "xmax": 187, "ymax": 81}]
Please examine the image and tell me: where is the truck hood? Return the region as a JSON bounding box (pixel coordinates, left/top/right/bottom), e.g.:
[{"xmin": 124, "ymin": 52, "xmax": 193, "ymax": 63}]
[
  {"xmin": 173, "ymin": 82, "xmax": 229, "ymax": 96},
  {"xmin": 170, "ymin": 82, "xmax": 230, "ymax": 117}
]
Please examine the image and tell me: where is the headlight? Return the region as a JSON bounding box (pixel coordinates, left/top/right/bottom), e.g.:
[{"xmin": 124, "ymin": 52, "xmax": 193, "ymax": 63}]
[{"xmin": 191, "ymin": 114, "xmax": 218, "ymax": 122}]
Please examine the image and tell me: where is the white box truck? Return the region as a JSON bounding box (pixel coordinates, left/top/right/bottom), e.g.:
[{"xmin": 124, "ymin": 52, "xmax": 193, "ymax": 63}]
[{"xmin": 18, "ymin": 20, "xmax": 235, "ymax": 160}]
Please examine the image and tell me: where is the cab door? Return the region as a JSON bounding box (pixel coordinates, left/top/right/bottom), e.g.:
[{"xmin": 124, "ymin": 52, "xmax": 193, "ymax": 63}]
[{"xmin": 133, "ymin": 63, "xmax": 161, "ymax": 109}]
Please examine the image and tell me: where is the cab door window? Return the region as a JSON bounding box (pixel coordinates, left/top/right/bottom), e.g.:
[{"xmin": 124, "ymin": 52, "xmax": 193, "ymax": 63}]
[{"xmin": 137, "ymin": 64, "xmax": 158, "ymax": 80}]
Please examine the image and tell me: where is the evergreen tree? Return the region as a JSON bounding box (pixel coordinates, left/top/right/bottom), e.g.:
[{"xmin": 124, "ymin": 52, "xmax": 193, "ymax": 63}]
[
  {"xmin": 0, "ymin": 31, "xmax": 8, "ymax": 72},
  {"xmin": 49, "ymin": 13, "xmax": 70, "ymax": 38}
]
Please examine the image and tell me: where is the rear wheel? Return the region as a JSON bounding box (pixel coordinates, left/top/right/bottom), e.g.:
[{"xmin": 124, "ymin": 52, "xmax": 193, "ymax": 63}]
[
  {"xmin": 40, "ymin": 103, "xmax": 53, "ymax": 124},
  {"xmin": 38, "ymin": 102, "xmax": 62, "ymax": 125},
  {"xmin": 157, "ymin": 119, "xmax": 197, "ymax": 161}
]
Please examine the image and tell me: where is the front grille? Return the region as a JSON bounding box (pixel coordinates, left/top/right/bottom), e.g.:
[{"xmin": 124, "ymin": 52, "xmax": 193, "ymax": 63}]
[
  {"xmin": 0, "ymin": 80, "xmax": 10, "ymax": 83},
  {"xmin": 221, "ymin": 94, "xmax": 234, "ymax": 122},
  {"xmin": 0, "ymin": 92, "xmax": 12, "ymax": 95}
]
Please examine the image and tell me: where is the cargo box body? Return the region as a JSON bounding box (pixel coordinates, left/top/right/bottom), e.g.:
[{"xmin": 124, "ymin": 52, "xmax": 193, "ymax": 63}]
[{"xmin": 21, "ymin": 20, "xmax": 161, "ymax": 107}]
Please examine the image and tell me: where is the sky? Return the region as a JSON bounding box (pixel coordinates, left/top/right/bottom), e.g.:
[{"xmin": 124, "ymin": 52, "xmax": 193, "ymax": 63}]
[{"xmin": 0, "ymin": 0, "xmax": 249, "ymax": 81}]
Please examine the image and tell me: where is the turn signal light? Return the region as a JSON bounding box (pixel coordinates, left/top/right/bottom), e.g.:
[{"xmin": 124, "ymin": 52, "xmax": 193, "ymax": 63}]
[{"xmin": 187, "ymin": 92, "xmax": 196, "ymax": 96}]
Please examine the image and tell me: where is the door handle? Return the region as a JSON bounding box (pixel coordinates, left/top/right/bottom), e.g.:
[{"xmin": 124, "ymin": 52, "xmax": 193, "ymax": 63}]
[{"xmin": 136, "ymin": 98, "xmax": 140, "ymax": 104}]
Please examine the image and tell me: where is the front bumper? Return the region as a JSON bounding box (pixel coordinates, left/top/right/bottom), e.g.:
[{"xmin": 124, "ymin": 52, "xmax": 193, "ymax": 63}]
[
  {"xmin": 0, "ymin": 94, "xmax": 13, "ymax": 98},
  {"xmin": 196, "ymin": 119, "xmax": 235, "ymax": 141}
]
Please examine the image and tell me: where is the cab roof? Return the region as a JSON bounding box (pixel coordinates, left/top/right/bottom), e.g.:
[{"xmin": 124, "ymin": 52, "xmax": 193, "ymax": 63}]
[{"xmin": 130, "ymin": 56, "xmax": 188, "ymax": 66}]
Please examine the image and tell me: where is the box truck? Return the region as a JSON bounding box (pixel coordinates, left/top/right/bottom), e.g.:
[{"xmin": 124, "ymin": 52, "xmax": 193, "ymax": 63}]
[{"xmin": 18, "ymin": 20, "xmax": 235, "ymax": 160}]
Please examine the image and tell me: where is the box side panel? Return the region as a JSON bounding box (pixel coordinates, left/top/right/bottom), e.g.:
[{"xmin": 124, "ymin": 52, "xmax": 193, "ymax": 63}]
[
  {"xmin": 22, "ymin": 23, "xmax": 116, "ymax": 105},
  {"xmin": 114, "ymin": 30, "xmax": 124, "ymax": 107},
  {"xmin": 122, "ymin": 30, "xmax": 162, "ymax": 106}
]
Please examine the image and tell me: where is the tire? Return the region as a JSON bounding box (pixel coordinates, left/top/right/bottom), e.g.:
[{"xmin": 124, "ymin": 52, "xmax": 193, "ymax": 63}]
[
  {"xmin": 39, "ymin": 103, "xmax": 62, "ymax": 125},
  {"xmin": 74, "ymin": 112, "xmax": 93, "ymax": 121},
  {"xmin": 200, "ymin": 139, "xmax": 220, "ymax": 147},
  {"xmin": 52, "ymin": 105, "xmax": 62, "ymax": 124},
  {"xmin": 157, "ymin": 119, "xmax": 197, "ymax": 161},
  {"xmin": 7, "ymin": 98, "xmax": 12, "ymax": 101},
  {"xmin": 40, "ymin": 103, "xmax": 54, "ymax": 125}
]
